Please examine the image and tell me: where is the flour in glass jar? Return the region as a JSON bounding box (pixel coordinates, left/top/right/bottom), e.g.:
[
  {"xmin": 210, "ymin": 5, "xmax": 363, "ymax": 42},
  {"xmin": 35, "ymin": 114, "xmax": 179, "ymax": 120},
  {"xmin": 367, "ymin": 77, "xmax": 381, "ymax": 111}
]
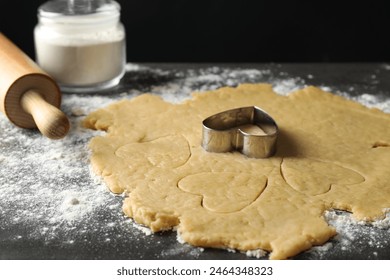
[{"xmin": 34, "ymin": 0, "xmax": 126, "ymax": 92}]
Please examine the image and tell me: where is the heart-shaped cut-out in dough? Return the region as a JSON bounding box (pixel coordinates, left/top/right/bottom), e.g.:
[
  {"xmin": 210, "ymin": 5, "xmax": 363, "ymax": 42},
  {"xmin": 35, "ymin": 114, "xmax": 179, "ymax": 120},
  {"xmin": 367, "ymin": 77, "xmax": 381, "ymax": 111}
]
[
  {"xmin": 115, "ymin": 135, "xmax": 190, "ymax": 168},
  {"xmin": 281, "ymin": 158, "xmax": 365, "ymax": 196},
  {"xmin": 178, "ymin": 172, "xmax": 267, "ymax": 213}
]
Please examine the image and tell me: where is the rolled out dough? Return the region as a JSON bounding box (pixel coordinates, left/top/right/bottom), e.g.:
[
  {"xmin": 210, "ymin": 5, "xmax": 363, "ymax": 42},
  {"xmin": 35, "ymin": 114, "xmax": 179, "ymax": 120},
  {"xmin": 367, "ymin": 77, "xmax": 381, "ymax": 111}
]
[{"xmin": 83, "ymin": 84, "xmax": 390, "ymax": 259}]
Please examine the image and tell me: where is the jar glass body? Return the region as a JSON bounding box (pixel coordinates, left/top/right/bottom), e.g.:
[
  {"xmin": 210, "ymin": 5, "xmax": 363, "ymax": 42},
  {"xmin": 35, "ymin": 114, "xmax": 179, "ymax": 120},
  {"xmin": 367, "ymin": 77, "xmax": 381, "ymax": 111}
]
[{"xmin": 34, "ymin": 0, "xmax": 126, "ymax": 92}]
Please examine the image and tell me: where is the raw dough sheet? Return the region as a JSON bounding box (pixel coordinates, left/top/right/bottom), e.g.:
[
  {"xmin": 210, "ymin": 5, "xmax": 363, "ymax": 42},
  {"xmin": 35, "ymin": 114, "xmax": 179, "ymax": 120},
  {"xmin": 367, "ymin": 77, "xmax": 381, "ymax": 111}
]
[{"xmin": 84, "ymin": 83, "xmax": 390, "ymax": 259}]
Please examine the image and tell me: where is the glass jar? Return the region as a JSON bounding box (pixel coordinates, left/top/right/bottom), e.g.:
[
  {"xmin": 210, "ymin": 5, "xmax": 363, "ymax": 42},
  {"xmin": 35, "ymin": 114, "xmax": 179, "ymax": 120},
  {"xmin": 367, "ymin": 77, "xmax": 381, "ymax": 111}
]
[{"xmin": 34, "ymin": 0, "xmax": 126, "ymax": 92}]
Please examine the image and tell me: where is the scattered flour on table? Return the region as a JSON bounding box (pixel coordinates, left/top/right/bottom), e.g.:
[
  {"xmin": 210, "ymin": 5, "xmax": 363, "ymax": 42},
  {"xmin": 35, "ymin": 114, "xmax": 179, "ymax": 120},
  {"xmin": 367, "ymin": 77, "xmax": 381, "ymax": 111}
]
[
  {"xmin": 1, "ymin": 63, "xmax": 390, "ymax": 259},
  {"xmin": 149, "ymin": 67, "xmax": 306, "ymax": 100},
  {"xmin": 131, "ymin": 223, "xmax": 153, "ymax": 236},
  {"xmin": 353, "ymin": 93, "xmax": 390, "ymax": 113},
  {"xmin": 245, "ymin": 249, "xmax": 268, "ymax": 259},
  {"xmin": 307, "ymin": 210, "xmax": 390, "ymax": 259}
]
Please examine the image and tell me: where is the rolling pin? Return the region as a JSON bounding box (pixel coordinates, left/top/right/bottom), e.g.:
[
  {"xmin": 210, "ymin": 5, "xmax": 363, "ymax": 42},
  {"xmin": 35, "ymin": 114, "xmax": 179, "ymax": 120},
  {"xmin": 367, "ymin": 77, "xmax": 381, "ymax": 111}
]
[{"xmin": 0, "ymin": 33, "xmax": 69, "ymax": 139}]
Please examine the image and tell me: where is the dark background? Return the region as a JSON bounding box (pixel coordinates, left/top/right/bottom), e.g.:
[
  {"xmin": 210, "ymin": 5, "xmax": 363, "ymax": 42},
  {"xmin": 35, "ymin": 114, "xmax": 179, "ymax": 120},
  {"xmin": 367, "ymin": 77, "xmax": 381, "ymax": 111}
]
[{"xmin": 1, "ymin": 0, "xmax": 389, "ymax": 63}]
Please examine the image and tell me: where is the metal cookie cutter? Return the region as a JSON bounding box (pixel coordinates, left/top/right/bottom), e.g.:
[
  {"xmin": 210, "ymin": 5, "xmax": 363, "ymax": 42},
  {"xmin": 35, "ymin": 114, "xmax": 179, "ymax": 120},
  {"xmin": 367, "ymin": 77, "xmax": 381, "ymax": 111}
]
[{"xmin": 202, "ymin": 106, "xmax": 278, "ymax": 158}]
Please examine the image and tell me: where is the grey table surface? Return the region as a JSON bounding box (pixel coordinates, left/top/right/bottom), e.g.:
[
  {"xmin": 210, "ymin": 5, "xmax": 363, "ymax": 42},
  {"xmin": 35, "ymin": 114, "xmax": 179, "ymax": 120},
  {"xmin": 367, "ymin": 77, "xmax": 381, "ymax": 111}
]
[{"xmin": 1, "ymin": 63, "xmax": 390, "ymax": 260}]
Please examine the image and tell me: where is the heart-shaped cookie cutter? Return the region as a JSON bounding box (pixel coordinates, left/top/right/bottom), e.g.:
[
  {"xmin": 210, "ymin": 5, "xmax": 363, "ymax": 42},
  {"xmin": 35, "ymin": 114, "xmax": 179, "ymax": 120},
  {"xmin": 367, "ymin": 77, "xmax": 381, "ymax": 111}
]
[{"xmin": 202, "ymin": 106, "xmax": 278, "ymax": 158}]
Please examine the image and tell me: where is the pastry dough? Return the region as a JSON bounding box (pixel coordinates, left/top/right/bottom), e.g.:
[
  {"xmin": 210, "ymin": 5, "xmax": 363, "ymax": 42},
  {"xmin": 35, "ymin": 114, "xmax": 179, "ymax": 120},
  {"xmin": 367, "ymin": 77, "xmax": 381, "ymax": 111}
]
[{"xmin": 83, "ymin": 84, "xmax": 390, "ymax": 259}]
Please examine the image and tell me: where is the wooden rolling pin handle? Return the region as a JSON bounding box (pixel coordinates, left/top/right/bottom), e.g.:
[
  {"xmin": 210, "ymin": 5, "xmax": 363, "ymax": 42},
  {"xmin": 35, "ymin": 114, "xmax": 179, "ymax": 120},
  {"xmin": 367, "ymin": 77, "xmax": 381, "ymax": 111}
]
[{"xmin": 21, "ymin": 90, "xmax": 70, "ymax": 139}]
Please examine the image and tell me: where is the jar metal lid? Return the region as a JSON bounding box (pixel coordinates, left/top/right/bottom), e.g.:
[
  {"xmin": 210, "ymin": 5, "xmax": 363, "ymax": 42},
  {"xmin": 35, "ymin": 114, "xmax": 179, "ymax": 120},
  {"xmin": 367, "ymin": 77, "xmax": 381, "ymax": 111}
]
[{"xmin": 38, "ymin": 0, "xmax": 120, "ymax": 17}]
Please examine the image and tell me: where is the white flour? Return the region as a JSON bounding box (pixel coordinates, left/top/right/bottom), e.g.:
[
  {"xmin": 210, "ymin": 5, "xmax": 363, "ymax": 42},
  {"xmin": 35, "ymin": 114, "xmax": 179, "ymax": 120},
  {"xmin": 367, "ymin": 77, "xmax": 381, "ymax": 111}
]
[
  {"xmin": 1, "ymin": 64, "xmax": 390, "ymax": 259},
  {"xmin": 36, "ymin": 40, "xmax": 125, "ymax": 86}
]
